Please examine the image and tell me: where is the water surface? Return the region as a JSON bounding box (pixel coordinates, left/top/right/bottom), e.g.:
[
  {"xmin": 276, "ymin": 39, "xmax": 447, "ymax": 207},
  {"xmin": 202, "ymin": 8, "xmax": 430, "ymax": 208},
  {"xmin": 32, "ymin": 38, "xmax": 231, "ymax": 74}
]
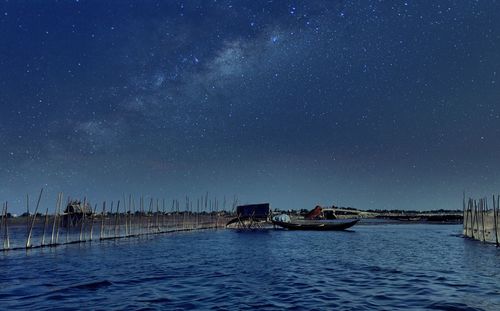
[{"xmin": 1, "ymin": 224, "xmax": 499, "ymax": 310}]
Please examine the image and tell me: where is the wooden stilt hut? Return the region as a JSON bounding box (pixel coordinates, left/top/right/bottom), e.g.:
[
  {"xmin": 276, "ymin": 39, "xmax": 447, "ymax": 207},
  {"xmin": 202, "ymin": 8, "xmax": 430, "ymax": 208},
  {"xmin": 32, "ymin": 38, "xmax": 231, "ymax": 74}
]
[{"xmin": 62, "ymin": 200, "xmax": 93, "ymax": 227}]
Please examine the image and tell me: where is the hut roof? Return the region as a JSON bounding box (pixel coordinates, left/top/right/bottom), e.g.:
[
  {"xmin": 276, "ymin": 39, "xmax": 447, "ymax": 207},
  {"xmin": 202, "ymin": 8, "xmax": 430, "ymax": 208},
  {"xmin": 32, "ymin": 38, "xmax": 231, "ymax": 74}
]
[{"xmin": 64, "ymin": 200, "xmax": 93, "ymax": 214}]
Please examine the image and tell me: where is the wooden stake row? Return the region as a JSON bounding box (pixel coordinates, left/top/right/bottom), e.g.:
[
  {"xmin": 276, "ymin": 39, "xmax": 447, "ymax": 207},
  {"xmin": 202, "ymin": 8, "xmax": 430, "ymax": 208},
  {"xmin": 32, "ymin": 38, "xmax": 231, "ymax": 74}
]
[
  {"xmin": 0, "ymin": 191, "xmax": 234, "ymax": 252},
  {"xmin": 463, "ymin": 195, "xmax": 500, "ymax": 246}
]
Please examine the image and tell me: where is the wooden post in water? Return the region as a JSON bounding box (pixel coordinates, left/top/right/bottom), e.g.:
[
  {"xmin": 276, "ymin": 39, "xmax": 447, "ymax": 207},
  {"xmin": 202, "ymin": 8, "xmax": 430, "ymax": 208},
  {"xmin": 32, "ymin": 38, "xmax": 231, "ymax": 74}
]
[
  {"xmin": 26, "ymin": 194, "xmax": 30, "ymax": 245},
  {"xmin": 108, "ymin": 201, "xmax": 114, "ymax": 239},
  {"xmin": 100, "ymin": 201, "xmax": 106, "ymax": 240},
  {"xmin": 481, "ymin": 198, "xmax": 486, "ymax": 242},
  {"xmin": 147, "ymin": 198, "xmax": 153, "ymax": 234},
  {"xmin": 493, "ymin": 195, "xmax": 499, "ymax": 247},
  {"xmin": 472, "ymin": 200, "xmax": 477, "ymax": 239},
  {"xmin": 125, "ymin": 197, "xmax": 130, "ymax": 236},
  {"xmin": 131, "ymin": 197, "xmax": 136, "ymax": 236},
  {"xmin": 189, "ymin": 200, "xmax": 193, "ymax": 229},
  {"xmin": 216, "ymin": 197, "xmax": 219, "ymax": 229},
  {"xmin": 2, "ymin": 203, "xmax": 10, "ymax": 250},
  {"xmin": 89, "ymin": 204, "xmax": 97, "ymax": 241},
  {"xmin": 477, "ymin": 199, "xmax": 481, "ymax": 240},
  {"xmin": 197, "ymin": 199, "xmax": 200, "ymax": 229},
  {"xmin": 66, "ymin": 197, "xmax": 72, "ymax": 243},
  {"xmin": 184, "ymin": 196, "xmax": 188, "ymax": 230},
  {"xmin": 41, "ymin": 208, "xmax": 49, "ymax": 246},
  {"xmin": 155, "ymin": 199, "xmax": 159, "ymax": 232},
  {"xmin": 51, "ymin": 193, "xmax": 61, "ymax": 245},
  {"xmin": 123, "ymin": 196, "xmax": 128, "ymax": 237},
  {"xmin": 204, "ymin": 193, "xmax": 208, "ymax": 229},
  {"xmin": 139, "ymin": 197, "xmax": 143, "ymax": 236},
  {"xmin": 462, "ymin": 192, "xmax": 466, "ymax": 235},
  {"xmin": 464, "ymin": 199, "xmax": 467, "ymax": 237},
  {"xmin": 170, "ymin": 199, "xmax": 175, "ymax": 231},
  {"xmin": 174, "ymin": 199, "xmax": 178, "ymax": 231},
  {"xmin": 497, "ymin": 197, "xmax": 500, "ymax": 246},
  {"xmin": 26, "ymin": 188, "xmax": 44, "ymax": 248},
  {"xmin": 127, "ymin": 196, "xmax": 131, "ymax": 236},
  {"xmin": 114, "ymin": 201, "xmax": 120, "ymax": 238},
  {"xmin": 55, "ymin": 194, "xmax": 62, "ymax": 244},
  {"xmin": 182, "ymin": 198, "xmax": 186, "ymax": 230},
  {"xmin": 468, "ymin": 198, "xmax": 474, "ymax": 238},
  {"xmin": 79, "ymin": 198, "xmax": 86, "ymax": 242},
  {"xmin": 497, "ymin": 195, "xmax": 500, "ymax": 246},
  {"xmin": 162, "ymin": 199, "xmax": 166, "ymax": 232},
  {"xmin": 1, "ymin": 203, "xmax": 4, "ymax": 250}
]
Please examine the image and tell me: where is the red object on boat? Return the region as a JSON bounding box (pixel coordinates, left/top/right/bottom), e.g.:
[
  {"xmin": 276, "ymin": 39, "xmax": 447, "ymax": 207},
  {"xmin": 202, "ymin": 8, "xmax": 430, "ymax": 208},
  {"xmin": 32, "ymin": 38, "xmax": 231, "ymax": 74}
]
[{"xmin": 304, "ymin": 206, "xmax": 323, "ymax": 219}]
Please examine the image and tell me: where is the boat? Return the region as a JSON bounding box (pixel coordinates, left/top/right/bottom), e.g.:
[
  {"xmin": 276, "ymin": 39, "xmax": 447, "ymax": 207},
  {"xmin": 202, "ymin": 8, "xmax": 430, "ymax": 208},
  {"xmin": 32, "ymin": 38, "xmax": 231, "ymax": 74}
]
[
  {"xmin": 272, "ymin": 217, "xmax": 359, "ymax": 231},
  {"xmin": 271, "ymin": 205, "xmax": 359, "ymax": 230}
]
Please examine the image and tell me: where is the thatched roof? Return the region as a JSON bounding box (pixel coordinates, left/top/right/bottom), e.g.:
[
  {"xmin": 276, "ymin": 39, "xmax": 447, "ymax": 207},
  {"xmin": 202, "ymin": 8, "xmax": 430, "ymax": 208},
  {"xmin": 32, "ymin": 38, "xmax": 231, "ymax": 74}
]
[{"xmin": 64, "ymin": 200, "xmax": 93, "ymax": 215}]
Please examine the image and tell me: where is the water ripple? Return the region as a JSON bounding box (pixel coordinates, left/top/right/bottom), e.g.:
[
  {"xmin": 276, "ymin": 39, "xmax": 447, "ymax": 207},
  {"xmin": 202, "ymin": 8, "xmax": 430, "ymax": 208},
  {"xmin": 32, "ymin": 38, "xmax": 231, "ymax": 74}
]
[{"xmin": 0, "ymin": 224, "xmax": 498, "ymax": 310}]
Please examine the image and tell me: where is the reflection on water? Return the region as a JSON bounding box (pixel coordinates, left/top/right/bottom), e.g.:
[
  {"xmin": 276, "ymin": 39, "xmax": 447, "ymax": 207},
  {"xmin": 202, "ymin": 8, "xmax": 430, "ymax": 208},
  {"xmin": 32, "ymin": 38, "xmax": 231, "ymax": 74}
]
[{"xmin": 0, "ymin": 224, "xmax": 499, "ymax": 310}]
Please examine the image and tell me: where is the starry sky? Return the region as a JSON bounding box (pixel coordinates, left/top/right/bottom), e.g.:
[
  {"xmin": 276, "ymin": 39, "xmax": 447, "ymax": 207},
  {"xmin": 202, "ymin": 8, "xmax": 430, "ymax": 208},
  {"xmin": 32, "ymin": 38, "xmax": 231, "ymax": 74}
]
[{"xmin": 1, "ymin": 0, "xmax": 500, "ymax": 213}]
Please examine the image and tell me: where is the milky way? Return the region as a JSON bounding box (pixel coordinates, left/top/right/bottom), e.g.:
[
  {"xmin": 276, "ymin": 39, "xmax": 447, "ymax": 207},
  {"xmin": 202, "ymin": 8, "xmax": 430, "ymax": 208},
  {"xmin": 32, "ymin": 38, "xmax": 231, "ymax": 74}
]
[{"xmin": 1, "ymin": 1, "xmax": 500, "ymax": 213}]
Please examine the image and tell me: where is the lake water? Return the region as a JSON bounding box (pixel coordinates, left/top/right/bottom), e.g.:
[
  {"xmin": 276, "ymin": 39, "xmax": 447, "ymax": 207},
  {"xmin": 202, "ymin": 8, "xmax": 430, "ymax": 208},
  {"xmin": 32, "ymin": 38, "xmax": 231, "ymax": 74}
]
[{"xmin": 0, "ymin": 223, "xmax": 499, "ymax": 310}]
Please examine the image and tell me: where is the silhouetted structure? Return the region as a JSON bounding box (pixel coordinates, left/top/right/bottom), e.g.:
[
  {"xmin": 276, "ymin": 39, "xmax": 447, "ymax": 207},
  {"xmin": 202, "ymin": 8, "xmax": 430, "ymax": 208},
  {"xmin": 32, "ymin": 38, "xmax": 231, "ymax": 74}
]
[
  {"xmin": 62, "ymin": 200, "xmax": 93, "ymax": 227},
  {"xmin": 226, "ymin": 203, "xmax": 271, "ymax": 229}
]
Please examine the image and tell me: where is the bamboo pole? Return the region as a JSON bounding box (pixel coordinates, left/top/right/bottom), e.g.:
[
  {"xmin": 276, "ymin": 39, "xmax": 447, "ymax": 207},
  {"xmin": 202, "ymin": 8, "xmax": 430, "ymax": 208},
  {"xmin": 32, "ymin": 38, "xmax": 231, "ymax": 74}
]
[
  {"xmin": 156, "ymin": 199, "xmax": 160, "ymax": 232},
  {"xmin": 0, "ymin": 203, "xmax": 4, "ymax": 250},
  {"xmin": 51, "ymin": 193, "xmax": 61, "ymax": 245},
  {"xmin": 100, "ymin": 201, "xmax": 106, "ymax": 240},
  {"xmin": 197, "ymin": 199, "xmax": 200, "ymax": 229},
  {"xmin": 131, "ymin": 197, "xmax": 136, "ymax": 236},
  {"xmin": 123, "ymin": 195, "xmax": 128, "ymax": 237},
  {"xmin": 467, "ymin": 199, "xmax": 472, "ymax": 238},
  {"xmin": 26, "ymin": 194, "xmax": 30, "ymax": 244},
  {"xmin": 464, "ymin": 200, "xmax": 468, "ymax": 237},
  {"xmin": 79, "ymin": 198, "xmax": 86, "ymax": 242},
  {"xmin": 108, "ymin": 201, "xmax": 114, "ymax": 238},
  {"xmin": 147, "ymin": 198, "xmax": 153, "ymax": 234},
  {"xmin": 494, "ymin": 195, "xmax": 499, "ymax": 247},
  {"xmin": 472, "ymin": 200, "xmax": 477, "ymax": 239},
  {"xmin": 177, "ymin": 200, "xmax": 181, "ymax": 230},
  {"xmin": 481, "ymin": 198, "xmax": 486, "ymax": 242},
  {"xmin": 2, "ymin": 203, "xmax": 10, "ymax": 250},
  {"xmin": 41, "ymin": 208, "xmax": 49, "ymax": 246},
  {"xmin": 4, "ymin": 203, "xmax": 10, "ymax": 250},
  {"xmin": 170, "ymin": 199, "xmax": 175, "ymax": 231},
  {"xmin": 174, "ymin": 199, "xmax": 177, "ymax": 230},
  {"xmin": 462, "ymin": 192, "xmax": 466, "ymax": 235},
  {"xmin": 497, "ymin": 197, "xmax": 500, "ymax": 246},
  {"xmin": 216, "ymin": 197, "xmax": 219, "ymax": 229},
  {"xmin": 89, "ymin": 204, "xmax": 97, "ymax": 241},
  {"xmin": 184, "ymin": 196, "xmax": 188, "ymax": 230},
  {"xmin": 189, "ymin": 200, "xmax": 193, "ymax": 229},
  {"xmin": 114, "ymin": 200, "xmax": 120, "ymax": 238},
  {"xmin": 476, "ymin": 200, "xmax": 480, "ymax": 239},
  {"xmin": 468, "ymin": 198, "xmax": 474, "ymax": 238},
  {"xmin": 162, "ymin": 198, "xmax": 166, "ymax": 232},
  {"xmin": 66, "ymin": 197, "xmax": 71, "ymax": 243},
  {"xmin": 139, "ymin": 197, "xmax": 143, "ymax": 236},
  {"xmin": 55, "ymin": 194, "xmax": 62, "ymax": 244},
  {"xmin": 26, "ymin": 188, "xmax": 44, "ymax": 248}
]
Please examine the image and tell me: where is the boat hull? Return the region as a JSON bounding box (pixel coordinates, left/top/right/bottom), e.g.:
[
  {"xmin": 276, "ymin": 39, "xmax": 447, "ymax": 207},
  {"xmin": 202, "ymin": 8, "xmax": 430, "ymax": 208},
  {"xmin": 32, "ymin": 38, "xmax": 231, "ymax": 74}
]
[{"xmin": 272, "ymin": 219, "xmax": 359, "ymax": 231}]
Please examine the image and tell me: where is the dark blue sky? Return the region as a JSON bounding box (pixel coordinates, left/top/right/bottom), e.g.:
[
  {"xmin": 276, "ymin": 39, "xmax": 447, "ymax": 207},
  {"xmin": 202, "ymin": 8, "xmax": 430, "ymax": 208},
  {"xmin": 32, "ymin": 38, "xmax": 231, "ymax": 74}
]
[{"xmin": 1, "ymin": 0, "xmax": 500, "ymax": 213}]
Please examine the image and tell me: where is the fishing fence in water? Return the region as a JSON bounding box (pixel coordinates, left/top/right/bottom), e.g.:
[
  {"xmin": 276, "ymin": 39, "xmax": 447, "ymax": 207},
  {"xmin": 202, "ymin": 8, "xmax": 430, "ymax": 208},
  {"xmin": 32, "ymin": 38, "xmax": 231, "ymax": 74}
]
[
  {"xmin": 0, "ymin": 191, "xmax": 233, "ymax": 252},
  {"xmin": 463, "ymin": 196, "xmax": 500, "ymax": 246}
]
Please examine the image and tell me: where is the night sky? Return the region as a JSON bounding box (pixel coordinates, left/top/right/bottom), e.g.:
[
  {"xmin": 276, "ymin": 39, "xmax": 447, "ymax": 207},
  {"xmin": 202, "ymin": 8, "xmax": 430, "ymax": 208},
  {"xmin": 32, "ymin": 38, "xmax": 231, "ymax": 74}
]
[{"xmin": 1, "ymin": 0, "xmax": 500, "ymax": 213}]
